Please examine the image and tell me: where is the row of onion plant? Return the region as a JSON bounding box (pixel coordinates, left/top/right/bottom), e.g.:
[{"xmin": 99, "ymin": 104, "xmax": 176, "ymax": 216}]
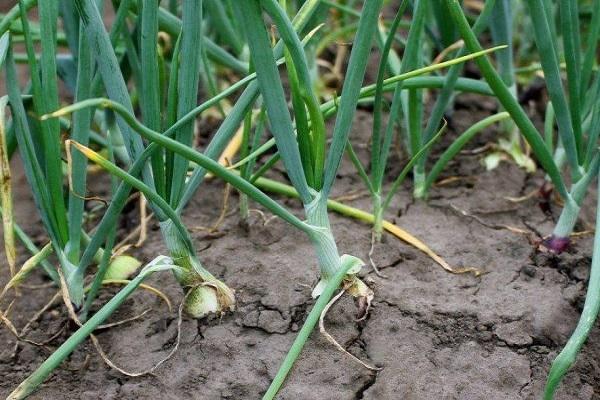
[
  {"xmin": 2, "ymin": 1, "xmax": 503, "ymax": 398},
  {"xmin": 444, "ymin": 0, "xmax": 600, "ymax": 398},
  {"xmin": 0, "ymin": 1, "xmax": 541, "ymax": 399}
]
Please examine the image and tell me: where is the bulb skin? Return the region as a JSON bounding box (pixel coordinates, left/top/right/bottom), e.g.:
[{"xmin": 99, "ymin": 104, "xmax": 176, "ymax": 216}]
[{"xmin": 541, "ymin": 235, "xmax": 570, "ymax": 254}]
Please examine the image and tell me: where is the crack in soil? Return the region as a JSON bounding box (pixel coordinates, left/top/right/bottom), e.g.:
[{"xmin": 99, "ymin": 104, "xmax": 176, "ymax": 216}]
[{"xmin": 353, "ymin": 370, "xmax": 379, "ymax": 400}]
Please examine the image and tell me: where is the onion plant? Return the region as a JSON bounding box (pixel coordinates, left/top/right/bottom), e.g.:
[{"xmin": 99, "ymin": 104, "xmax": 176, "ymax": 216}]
[
  {"xmin": 8, "ymin": 0, "xmax": 341, "ymax": 326},
  {"xmin": 232, "ymin": 0, "xmax": 499, "ymax": 291},
  {"xmin": 483, "ymin": 0, "xmax": 537, "ymax": 172},
  {"xmin": 26, "ymin": 2, "xmax": 498, "ymax": 396},
  {"xmin": 543, "ymin": 182, "xmax": 600, "ymax": 399},
  {"xmin": 445, "ymin": 0, "xmax": 600, "ymax": 397},
  {"xmin": 446, "ymin": 0, "xmax": 600, "ymax": 253},
  {"xmin": 343, "ymin": 0, "xmax": 509, "ymax": 242},
  {"xmin": 2, "ymin": 2, "xmax": 141, "ymax": 316},
  {"xmin": 47, "ymin": 0, "xmax": 385, "ymax": 307},
  {"xmin": 232, "ymin": 0, "xmax": 383, "ymax": 299},
  {"xmin": 61, "ymin": 0, "xmax": 360, "ymax": 317},
  {"xmin": 404, "ymin": 0, "xmax": 514, "ymax": 200},
  {"xmin": 225, "ymin": 7, "xmax": 503, "ymax": 246},
  {"xmin": 65, "ymin": 0, "xmax": 238, "ymax": 318},
  {"xmin": 1, "ymin": 0, "xmax": 229, "ymax": 320},
  {"xmin": 5, "ymin": 0, "xmax": 578, "ymax": 398}
]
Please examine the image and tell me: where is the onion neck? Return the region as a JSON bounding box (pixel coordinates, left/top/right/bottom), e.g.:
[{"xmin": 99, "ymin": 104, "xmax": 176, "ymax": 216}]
[
  {"xmin": 546, "ymin": 158, "xmax": 599, "ymax": 253},
  {"xmin": 552, "ymin": 196, "xmax": 580, "ymax": 240},
  {"xmin": 412, "ymin": 169, "xmax": 426, "ymax": 199},
  {"xmin": 372, "ymin": 193, "xmax": 384, "ymax": 243},
  {"xmin": 304, "ymin": 191, "xmax": 372, "ymax": 302},
  {"xmin": 304, "ymin": 192, "xmax": 341, "ymax": 281},
  {"xmin": 159, "ymin": 219, "xmax": 235, "ymax": 317}
]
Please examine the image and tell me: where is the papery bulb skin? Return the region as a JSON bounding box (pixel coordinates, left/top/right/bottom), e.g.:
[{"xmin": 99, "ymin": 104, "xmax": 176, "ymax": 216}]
[
  {"xmin": 184, "ymin": 285, "xmax": 219, "ymax": 318},
  {"xmin": 541, "ymin": 235, "xmax": 570, "ymax": 254},
  {"xmin": 184, "ymin": 282, "xmax": 236, "ymax": 319}
]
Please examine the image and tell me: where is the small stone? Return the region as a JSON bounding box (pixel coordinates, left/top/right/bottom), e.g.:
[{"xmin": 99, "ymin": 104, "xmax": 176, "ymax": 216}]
[
  {"xmin": 240, "ymin": 310, "xmax": 260, "ymax": 327},
  {"xmin": 521, "ymin": 265, "xmax": 536, "ymax": 278},
  {"xmin": 572, "ymin": 264, "xmax": 590, "ymax": 281},
  {"xmin": 562, "ymin": 282, "xmax": 584, "ymax": 306},
  {"xmin": 257, "ymin": 310, "xmax": 289, "ymax": 334},
  {"xmin": 578, "ymin": 384, "xmax": 594, "ymax": 400},
  {"xmin": 533, "ymin": 346, "xmax": 550, "ymax": 354},
  {"xmin": 494, "ymin": 321, "xmax": 533, "ymax": 346}
]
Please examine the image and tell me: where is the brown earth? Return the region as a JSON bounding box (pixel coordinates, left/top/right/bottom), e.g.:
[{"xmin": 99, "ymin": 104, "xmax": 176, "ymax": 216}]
[
  {"xmin": 1, "ymin": 2, "xmax": 599, "ymax": 398},
  {"xmin": 0, "ymin": 92, "xmax": 598, "ymax": 399}
]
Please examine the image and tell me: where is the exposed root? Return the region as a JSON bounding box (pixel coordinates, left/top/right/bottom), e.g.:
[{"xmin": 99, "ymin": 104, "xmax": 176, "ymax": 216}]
[
  {"xmin": 101, "ymin": 280, "xmax": 173, "ymax": 312},
  {"xmin": 367, "ymin": 232, "xmax": 387, "ymax": 278},
  {"xmin": 505, "ymin": 189, "xmax": 539, "ymax": 203},
  {"xmin": 448, "ymin": 204, "xmax": 532, "ymax": 236},
  {"xmin": 332, "ymin": 190, "xmax": 370, "ymax": 203},
  {"xmin": 248, "ymin": 208, "xmax": 268, "ymax": 224},
  {"xmin": 192, "ymin": 183, "xmax": 231, "ymax": 233},
  {"xmin": 88, "ymin": 297, "xmax": 184, "ymax": 377},
  {"xmin": 96, "ymin": 309, "xmax": 152, "ymax": 330},
  {"xmin": 243, "ymin": 208, "xmax": 278, "ymax": 227},
  {"xmin": 355, "ymin": 292, "xmax": 372, "ymax": 322},
  {"xmin": 135, "ymin": 196, "xmax": 149, "ymax": 247},
  {"xmin": 433, "ymin": 176, "xmax": 477, "ymax": 187},
  {"xmin": 56, "ymin": 266, "xmax": 183, "ymax": 377},
  {"xmin": 319, "ymin": 289, "xmax": 381, "ymax": 371}
]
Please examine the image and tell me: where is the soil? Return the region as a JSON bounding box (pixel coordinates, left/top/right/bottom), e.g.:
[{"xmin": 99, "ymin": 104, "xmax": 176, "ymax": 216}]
[
  {"xmin": 2, "ymin": 2, "xmax": 600, "ymax": 398},
  {"xmin": 0, "ymin": 91, "xmax": 599, "ymax": 400}
]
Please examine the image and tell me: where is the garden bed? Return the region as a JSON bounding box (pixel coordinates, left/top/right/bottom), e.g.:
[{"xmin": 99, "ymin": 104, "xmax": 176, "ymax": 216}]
[{"xmin": 1, "ymin": 102, "xmax": 597, "ymax": 399}]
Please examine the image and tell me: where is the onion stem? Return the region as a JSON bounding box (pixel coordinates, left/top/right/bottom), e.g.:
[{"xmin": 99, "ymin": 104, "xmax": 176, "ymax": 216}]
[
  {"xmin": 544, "ymin": 177, "xmax": 600, "ymax": 398},
  {"xmin": 262, "ymin": 256, "xmax": 355, "ymax": 400}
]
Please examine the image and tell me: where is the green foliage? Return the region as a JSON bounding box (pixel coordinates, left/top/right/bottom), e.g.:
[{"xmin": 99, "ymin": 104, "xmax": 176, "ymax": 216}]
[{"xmin": 2, "ymin": 1, "xmax": 600, "ymax": 399}]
